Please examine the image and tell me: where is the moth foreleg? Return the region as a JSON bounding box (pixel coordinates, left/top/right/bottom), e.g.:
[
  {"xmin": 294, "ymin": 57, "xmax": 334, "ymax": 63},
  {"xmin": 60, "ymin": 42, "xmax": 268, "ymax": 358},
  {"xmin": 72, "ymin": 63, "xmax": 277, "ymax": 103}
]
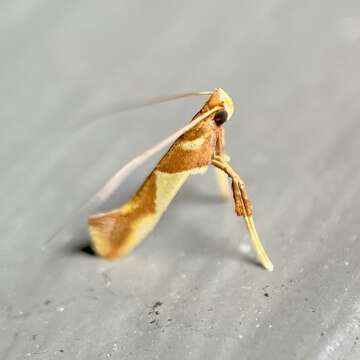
[
  {"xmin": 212, "ymin": 155, "xmax": 252, "ymax": 216},
  {"xmin": 214, "ymin": 167, "xmax": 232, "ymax": 200},
  {"xmin": 211, "ymin": 155, "xmax": 274, "ymax": 271},
  {"xmin": 214, "ymin": 152, "xmax": 231, "ymax": 200}
]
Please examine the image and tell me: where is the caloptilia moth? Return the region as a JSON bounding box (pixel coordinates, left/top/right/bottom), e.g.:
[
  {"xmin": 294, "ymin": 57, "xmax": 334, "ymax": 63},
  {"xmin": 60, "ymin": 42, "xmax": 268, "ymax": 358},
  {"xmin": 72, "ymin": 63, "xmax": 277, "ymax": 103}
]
[{"xmin": 88, "ymin": 88, "xmax": 273, "ymax": 271}]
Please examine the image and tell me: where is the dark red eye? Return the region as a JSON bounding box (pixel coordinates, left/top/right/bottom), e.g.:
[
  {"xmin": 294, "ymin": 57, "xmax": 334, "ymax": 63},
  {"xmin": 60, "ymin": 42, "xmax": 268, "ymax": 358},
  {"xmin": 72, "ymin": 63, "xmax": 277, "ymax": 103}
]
[{"xmin": 214, "ymin": 110, "xmax": 228, "ymax": 126}]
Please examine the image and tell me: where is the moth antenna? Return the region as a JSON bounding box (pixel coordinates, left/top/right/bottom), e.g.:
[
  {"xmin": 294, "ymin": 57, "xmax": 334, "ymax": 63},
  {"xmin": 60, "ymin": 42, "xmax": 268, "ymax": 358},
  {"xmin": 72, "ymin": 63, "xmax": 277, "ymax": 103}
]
[
  {"xmin": 47, "ymin": 105, "xmax": 221, "ymax": 244},
  {"xmin": 74, "ymin": 91, "xmax": 213, "ymax": 130}
]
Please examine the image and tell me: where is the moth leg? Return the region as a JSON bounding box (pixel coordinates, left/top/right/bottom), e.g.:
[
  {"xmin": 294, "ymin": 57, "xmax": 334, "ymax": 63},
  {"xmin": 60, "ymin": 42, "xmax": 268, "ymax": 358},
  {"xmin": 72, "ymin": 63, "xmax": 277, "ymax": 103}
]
[
  {"xmin": 211, "ymin": 155, "xmax": 274, "ymax": 271},
  {"xmin": 214, "ymin": 153, "xmax": 232, "ymax": 200}
]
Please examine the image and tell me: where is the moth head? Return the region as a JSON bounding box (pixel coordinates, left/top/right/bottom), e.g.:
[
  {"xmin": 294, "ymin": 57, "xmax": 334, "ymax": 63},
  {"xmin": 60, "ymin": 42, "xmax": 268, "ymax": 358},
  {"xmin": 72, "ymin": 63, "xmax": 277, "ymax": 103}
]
[{"xmin": 207, "ymin": 88, "xmax": 234, "ymax": 126}]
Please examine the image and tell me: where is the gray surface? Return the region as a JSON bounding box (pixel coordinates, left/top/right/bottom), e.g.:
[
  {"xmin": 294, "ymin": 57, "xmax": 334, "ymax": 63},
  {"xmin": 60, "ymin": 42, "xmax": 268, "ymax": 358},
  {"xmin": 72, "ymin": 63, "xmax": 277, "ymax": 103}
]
[{"xmin": 1, "ymin": 1, "xmax": 360, "ymax": 359}]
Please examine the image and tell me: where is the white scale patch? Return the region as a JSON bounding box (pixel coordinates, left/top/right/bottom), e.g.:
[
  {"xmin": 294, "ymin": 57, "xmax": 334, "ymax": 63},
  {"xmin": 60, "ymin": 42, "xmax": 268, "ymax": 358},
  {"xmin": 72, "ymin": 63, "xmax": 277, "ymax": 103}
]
[{"xmin": 180, "ymin": 137, "xmax": 205, "ymax": 151}]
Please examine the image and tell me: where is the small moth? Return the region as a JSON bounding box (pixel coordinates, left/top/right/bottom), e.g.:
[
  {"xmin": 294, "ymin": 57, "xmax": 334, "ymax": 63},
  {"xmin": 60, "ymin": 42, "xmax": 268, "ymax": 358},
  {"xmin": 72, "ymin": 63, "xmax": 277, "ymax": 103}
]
[{"xmin": 88, "ymin": 88, "xmax": 273, "ymax": 271}]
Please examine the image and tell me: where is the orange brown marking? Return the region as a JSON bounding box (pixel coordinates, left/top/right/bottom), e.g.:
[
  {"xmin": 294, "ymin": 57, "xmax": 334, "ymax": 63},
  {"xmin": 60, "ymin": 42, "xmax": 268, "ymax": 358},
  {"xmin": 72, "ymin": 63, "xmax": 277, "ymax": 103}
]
[{"xmin": 89, "ymin": 172, "xmax": 157, "ymax": 258}]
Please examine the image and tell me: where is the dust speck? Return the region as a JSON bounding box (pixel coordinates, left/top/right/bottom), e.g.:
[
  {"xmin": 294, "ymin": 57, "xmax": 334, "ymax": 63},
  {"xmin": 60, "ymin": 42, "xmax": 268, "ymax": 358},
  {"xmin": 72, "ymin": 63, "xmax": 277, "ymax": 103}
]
[{"xmin": 153, "ymin": 301, "xmax": 162, "ymax": 309}]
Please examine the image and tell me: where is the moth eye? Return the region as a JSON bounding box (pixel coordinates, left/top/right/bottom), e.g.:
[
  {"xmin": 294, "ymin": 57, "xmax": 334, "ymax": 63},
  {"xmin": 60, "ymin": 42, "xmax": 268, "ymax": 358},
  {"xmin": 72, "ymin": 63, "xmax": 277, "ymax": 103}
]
[{"xmin": 214, "ymin": 110, "xmax": 228, "ymax": 126}]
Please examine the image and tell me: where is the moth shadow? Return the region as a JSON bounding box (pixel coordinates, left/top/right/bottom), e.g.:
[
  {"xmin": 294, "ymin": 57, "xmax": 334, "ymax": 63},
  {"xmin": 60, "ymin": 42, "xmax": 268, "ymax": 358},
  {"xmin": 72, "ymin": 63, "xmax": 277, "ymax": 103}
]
[
  {"xmin": 63, "ymin": 237, "xmax": 97, "ymax": 257},
  {"xmin": 156, "ymin": 214, "xmax": 261, "ymax": 269},
  {"xmin": 74, "ymin": 243, "xmax": 96, "ymax": 256},
  {"xmin": 60, "ymin": 222, "xmax": 97, "ymax": 257}
]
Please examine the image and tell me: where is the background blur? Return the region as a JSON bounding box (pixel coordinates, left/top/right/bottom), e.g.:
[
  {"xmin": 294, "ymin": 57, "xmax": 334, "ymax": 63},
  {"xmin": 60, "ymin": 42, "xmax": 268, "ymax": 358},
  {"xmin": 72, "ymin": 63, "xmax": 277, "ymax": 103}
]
[{"xmin": 1, "ymin": 1, "xmax": 360, "ymax": 359}]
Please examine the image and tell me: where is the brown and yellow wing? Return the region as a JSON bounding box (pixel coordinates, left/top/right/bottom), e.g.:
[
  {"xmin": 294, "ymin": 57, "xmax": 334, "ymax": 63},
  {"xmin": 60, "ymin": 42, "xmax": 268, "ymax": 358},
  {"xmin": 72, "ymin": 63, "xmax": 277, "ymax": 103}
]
[{"xmin": 88, "ymin": 119, "xmax": 218, "ymax": 259}]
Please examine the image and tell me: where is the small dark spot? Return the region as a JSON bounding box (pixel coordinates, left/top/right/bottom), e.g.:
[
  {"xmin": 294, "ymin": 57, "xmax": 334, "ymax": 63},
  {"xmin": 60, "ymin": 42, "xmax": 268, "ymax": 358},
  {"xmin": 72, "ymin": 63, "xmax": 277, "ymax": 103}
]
[
  {"xmin": 148, "ymin": 301, "xmax": 163, "ymax": 318},
  {"xmin": 44, "ymin": 299, "xmax": 51, "ymax": 306},
  {"xmin": 264, "ymin": 292, "xmax": 269, "ymax": 297},
  {"xmin": 320, "ymin": 331, "xmax": 325, "ymax": 336},
  {"xmin": 153, "ymin": 301, "xmax": 162, "ymax": 309},
  {"xmin": 59, "ymin": 349, "xmax": 64, "ymax": 353},
  {"xmin": 207, "ymin": 308, "xmax": 214, "ymax": 312},
  {"xmin": 150, "ymin": 319, "xmax": 156, "ymax": 324},
  {"xmin": 32, "ymin": 334, "xmax": 38, "ymax": 341},
  {"xmin": 356, "ymin": 336, "xmax": 359, "ymax": 340},
  {"xmin": 167, "ymin": 318, "xmax": 172, "ymax": 322},
  {"xmin": 304, "ymin": 298, "xmax": 309, "ymax": 302}
]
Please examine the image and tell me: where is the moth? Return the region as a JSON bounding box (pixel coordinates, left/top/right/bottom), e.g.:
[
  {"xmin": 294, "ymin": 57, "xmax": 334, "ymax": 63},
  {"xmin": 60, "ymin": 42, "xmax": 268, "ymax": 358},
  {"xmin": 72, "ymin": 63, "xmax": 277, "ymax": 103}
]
[{"xmin": 88, "ymin": 88, "xmax": 273, "ymax": 271}]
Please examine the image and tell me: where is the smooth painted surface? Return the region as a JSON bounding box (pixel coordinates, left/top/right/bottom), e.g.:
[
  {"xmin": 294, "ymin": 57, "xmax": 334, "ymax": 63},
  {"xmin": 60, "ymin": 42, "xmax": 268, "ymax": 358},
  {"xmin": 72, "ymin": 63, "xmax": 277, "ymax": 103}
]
[{"xmin": 1, "ymin": 1, "xmax": 360, "ymax": 359}]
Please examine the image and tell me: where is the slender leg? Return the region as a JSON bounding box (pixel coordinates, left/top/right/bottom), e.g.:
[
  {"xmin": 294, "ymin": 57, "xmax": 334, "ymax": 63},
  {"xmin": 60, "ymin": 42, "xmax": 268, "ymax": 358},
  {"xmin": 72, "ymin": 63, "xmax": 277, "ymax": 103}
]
[
  {"xmin": 214, "ymin": 167, "xmax": 231, "ymax": 199},
  {"xmin": 211, "ymin": 155, "xmax": 274, "ymax": 271},
  {"xmin": 214, "ymin": 153, "xmax": 231, "ymax": 200}
]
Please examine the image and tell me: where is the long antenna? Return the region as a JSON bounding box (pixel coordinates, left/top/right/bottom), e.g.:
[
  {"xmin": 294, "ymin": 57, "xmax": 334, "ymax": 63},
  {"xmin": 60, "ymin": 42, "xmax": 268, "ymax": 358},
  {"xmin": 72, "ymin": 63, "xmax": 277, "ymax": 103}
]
[{"xmin": 74, "ymin": 91, "xmax": 213, "ymax": 130}]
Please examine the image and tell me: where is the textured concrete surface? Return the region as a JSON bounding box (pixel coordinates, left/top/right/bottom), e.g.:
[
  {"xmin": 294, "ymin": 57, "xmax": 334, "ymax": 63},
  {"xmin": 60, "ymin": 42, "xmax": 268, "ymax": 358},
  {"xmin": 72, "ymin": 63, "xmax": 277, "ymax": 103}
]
[{"xmin": 1, "ymin": 1, "xmax": 360, "ymax": 359}]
